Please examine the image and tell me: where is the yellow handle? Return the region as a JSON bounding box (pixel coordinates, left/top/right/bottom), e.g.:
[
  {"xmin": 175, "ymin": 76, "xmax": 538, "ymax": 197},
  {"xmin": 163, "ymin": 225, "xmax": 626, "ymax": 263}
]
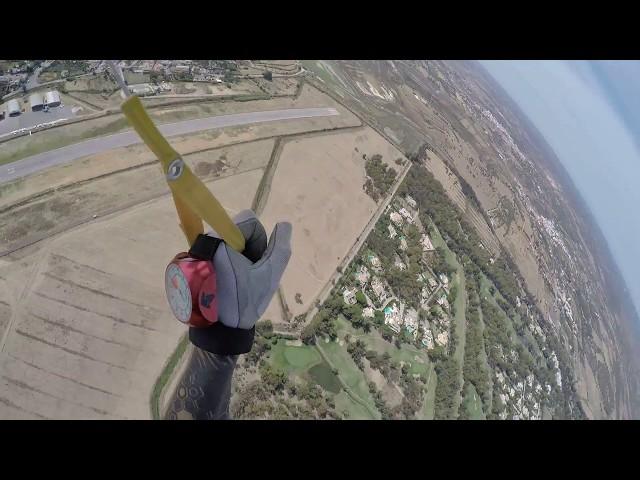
[{"xmin": 121, "ymin": 96, "xmax": 245, "ymax": 252}]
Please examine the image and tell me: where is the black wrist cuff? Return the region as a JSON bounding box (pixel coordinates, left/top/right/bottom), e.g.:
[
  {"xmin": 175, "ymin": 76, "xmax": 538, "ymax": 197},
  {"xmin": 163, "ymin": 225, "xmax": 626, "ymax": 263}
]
[{"xmin": 189, "ymin": 322, "xmax": 255, "ymax": 355}]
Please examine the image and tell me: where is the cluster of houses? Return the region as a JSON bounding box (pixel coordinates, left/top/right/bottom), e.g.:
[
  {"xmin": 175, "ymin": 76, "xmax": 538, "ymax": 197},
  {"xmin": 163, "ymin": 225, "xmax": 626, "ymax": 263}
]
[
  {"xmin": 389, "ymin": 206, "xmax": 416, "ymax": 228},
  {"xmin": 335, "ymin": 192, "xmax": 458, "ymax": 352},
  {"xmin": 111, "ymin": 60, "xmax": 230, "ymax": 83},
  {"xmin": 494, "ymin": 370, "xmax": 545, "ymax": 420}
]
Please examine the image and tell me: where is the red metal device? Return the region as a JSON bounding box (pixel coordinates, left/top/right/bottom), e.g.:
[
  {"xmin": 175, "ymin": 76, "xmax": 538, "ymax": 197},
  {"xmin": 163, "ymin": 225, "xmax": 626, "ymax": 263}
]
[{"xmin": 164, "ymin": 253, "xmax": 218, "ymax": 328}]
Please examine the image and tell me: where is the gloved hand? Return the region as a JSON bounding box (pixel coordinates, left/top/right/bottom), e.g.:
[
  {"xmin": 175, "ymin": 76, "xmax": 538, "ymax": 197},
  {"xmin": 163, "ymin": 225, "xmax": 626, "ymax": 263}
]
[{"xmin": 189, "ymin": 210, "xmax": 292, "ymax": 355}]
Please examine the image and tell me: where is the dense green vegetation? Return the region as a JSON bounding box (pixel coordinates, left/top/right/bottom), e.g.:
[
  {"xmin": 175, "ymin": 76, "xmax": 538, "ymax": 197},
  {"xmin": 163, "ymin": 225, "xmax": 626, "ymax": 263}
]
[
  {"xmin": 364, "ymin": 154, "xmax": 397, "ymax": 202},
  {"xmin": 461, "ymin": 272, "xmax": 491, "ymax": 414},
  {"xmin": 430, "ymin": 349, "xmax": 461, "ymax": 419},
  {"xmin": 401, "ymin": 161, "xmax": 521, "ymax": 306}
]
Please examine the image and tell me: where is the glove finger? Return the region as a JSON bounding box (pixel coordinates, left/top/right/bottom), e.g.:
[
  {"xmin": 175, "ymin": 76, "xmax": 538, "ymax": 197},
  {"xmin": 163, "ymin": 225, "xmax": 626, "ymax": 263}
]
[
  {"xmin": 214, "ymin": 222, "xmax": 292, "ymax": 330},
  {"xmin": 213, "ymin": 242, "xmax": 250, "ymax": 329},
  {"xmin": 233, "ymin": 209, "xmax": 267, "ymax": 262},
  {"xmin": 232, "ymin": 209, "xmax": 257, "ymax": 224},
  {"xmin": 247, "ymin": 222, "xmax": 292, "ymax": 323}
]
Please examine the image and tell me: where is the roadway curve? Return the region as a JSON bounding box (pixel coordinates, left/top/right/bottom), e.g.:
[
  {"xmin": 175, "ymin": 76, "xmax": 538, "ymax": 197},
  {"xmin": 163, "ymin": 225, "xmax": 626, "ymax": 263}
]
[{"xmin": 0, "ymin": 107, "xmax": 339, "ymax": 184}]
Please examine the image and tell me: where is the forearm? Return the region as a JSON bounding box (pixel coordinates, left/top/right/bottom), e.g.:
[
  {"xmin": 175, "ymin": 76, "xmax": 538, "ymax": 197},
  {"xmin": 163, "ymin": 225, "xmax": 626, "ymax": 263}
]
[{"xmin": 164, "ymin": 347, "xmax": 239, "ymax": 420}]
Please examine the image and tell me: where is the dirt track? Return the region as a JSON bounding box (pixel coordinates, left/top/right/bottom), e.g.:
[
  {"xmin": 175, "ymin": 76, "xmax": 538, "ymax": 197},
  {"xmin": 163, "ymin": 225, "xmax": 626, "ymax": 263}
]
[{"xmin": 0, "ymin": 171, "xmax": 261, "ymax": 419}]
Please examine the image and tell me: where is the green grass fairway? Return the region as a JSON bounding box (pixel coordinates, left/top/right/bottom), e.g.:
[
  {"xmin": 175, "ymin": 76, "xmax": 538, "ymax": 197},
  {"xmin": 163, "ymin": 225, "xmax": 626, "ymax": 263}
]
[
  {"xmin": 270, "ymin": 339, "xmax": 322, "ymax": 374},
  {"xmin": 309, "ymin": 363, "xmax": 341, "ymax": 393},
  {"xmin": 462, "ymin": 382, "xmax": 486, "ymax": 420},
  {"xmin": 418, "ymin": 365, "xmax": 438, "ymax": 420},
  {"xmin": 320, "ymin": 341, "xmax": 380, "ymax": 419},
  {"xmin": 336, "ymin": 314, "xmax": 431, "ymax": 380},
  {"xmin": 335, "ymin": 391, "xmax": 376, "ymax": 419}
]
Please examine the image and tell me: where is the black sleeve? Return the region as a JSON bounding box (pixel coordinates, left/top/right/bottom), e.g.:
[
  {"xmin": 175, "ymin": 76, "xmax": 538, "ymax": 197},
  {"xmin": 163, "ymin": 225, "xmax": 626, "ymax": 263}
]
[
  {"xmin": 189, "ymin": 322, "xmax": 255, "ymax": 356},
  {"xmin": 165, "ymin": 347, "xmax": 239, "ymax": 420}
]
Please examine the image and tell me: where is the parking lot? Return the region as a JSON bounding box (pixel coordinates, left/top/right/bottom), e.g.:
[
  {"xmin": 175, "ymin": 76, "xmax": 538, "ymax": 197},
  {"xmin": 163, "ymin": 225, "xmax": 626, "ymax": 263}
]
[{"xmin": 0, "ymin": 103, "xmax": 76, "ymax": 137}]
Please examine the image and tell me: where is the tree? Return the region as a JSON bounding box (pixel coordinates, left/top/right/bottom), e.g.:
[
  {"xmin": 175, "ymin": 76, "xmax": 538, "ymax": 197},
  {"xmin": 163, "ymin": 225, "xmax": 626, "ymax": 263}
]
[
  {"xmin": 355, "ymin": 290, "xmax": 367, "ymax": 306},
  {"xmin": 256, "ymin": 319, "xmax": 273, "ymax": 338},
  {"xmin": 263, "ymin": 70, "xmax": 273, "ymax": 81},
  {"xmin": 361, "ymin": 318, "xmax": 372, "ymax": 333},
  {"xmin": 363, "ymin": 154, "xmax": 397, "ymax": 201},
  {"xmin": 260, "ymin": 364, "xmax": 288, "ymax": 393}
]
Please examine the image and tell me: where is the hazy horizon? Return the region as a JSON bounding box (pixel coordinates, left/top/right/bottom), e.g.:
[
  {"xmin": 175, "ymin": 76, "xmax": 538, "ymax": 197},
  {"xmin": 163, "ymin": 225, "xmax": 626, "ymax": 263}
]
[{"xmin": 480, "ymin": 60, "xmax": 640, "ymax": 320}]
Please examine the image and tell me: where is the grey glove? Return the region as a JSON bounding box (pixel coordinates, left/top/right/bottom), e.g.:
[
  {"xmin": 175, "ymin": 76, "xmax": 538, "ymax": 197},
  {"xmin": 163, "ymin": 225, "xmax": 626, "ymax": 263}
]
[{"xmin": 209, "ymin": 209, "xmax": 292, "ymax": 329}]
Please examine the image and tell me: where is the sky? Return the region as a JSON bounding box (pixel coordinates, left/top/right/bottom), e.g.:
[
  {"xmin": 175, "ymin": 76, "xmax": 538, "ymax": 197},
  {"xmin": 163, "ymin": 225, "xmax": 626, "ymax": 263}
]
[{"xmin": 480, "ymin": 60, "xmax": 640, "ymax": 318}]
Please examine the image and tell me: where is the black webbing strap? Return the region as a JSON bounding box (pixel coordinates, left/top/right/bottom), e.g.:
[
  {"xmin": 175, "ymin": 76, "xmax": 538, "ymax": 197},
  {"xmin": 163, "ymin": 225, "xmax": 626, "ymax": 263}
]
[{"xmin": 188, "ymin": 234, "xmax": 223, "ymax": 260}]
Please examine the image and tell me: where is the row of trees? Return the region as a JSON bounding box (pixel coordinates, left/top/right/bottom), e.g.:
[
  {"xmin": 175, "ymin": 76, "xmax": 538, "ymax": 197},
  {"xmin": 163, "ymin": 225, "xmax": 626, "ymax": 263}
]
[
  {"xmin": 461, "ymin": 274, "xmax": 492, "ymax": 414},
  {"xmin": 402, "ymin": 164, "xmax": 522, "ymax": 306}
]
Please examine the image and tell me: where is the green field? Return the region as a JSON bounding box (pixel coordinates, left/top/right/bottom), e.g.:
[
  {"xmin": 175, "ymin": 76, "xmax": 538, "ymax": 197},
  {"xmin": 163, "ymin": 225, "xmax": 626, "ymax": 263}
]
[
  {"xmin": 335, "ymin": 316, "xmax": 430, "ymax": 376},
  {"xmin": 461, "ymin": 382, "xmax": 486, "ymax": 420},
  {"xmin": 309, "ymin": 363, "xmax": 341, "ymax": 393},
  {"xmin": 319, "ymin": 341, "xmax": 381, "ymax": 419},
  {"xmin": 270, "ymin": 339, "xmax": 322, "ymax": 374},
  {"xmin": 267, "ymin": 336, "xmax": 378, "ymax": 417},
  {"xmin": 334, "ymin": 390, "xmax": 375, "ymax": 419},
  {"xmin": 418, "ymin": 365, "xmax": 438, "ymax": 420}
]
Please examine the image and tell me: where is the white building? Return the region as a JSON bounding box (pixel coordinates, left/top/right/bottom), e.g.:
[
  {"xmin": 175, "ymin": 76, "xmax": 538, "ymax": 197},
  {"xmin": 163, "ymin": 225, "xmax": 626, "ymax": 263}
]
[
  {"xmin": 388, "ymin": 224, "xmax": 397, "ymax": 239},
  {"xmin": 439, "ymin": 273, "xmax": 449, "ymax": 287},
  {"xmin": 356, "ymin": 265, "xmax": 370, "ymax": 286},
  {"xmin": 343, "ymin": 288, "xmax": 357, "ymax": 305},
  {"xmin": 371, "ymin": 277, "xmax": 388, "ymax": 303},
  {"xmin": 422, "ymin": 327, "xmax": 434, "ymax": 349},
  {"xmin": 428, "ymin": 277, "xmax": 438, "ymax": 289},
  {"xmin": 435, "ymin": 330, "xmax": 449, "ymax": 347},
  {"xmin": 44, "ymin": 90, "xmax": 61, "ymax": 107},
  {"xmin": 390, "ymin": 211, "xmax": 403, "ymax": 226},
  {"xmin": 362, "ymin": 307, "xmax": 375, "ymax": 318},
  {"xmin": 384, "ymin": 304, "xmax": 403, "ymax": 333},
  {"xmin": 399, "ymin": 236, "xmax": 408, "ymax": 251},
  {"xmin": 368, "ymin": 254, "xmax": 382, "ymax": 272},
  {"xmin": 29, "ymin": 93, "xmax": 44, "ymax": 112},
  {"xmin": 399, "ymin": 207, "xmax": 413, "ymax": 223},
  {"xmin": 421, "ymin": 285, "xmax": 430, "ymax": 301},
  {"xmin": 129, "ymin": 83, "xmax": 156, "ymax": 97},
  {"xmin": 405, "ymin": 194, "xmax": 417, "ymax": 209},
  {"xmin": 7, "ymin": 99, "xmax": 20, "ymax": 116},
  {"xmin": 404, "ymin": 308, "xmax": 419, "ymax": 334},
  {"xmin": 436, "ymin": 294, "xmax": 450, "ymax": 310},
  {"xmin": 421, "ymin": 233, "xmax": 435, "ymax": 252},
  {"xmin": 393, "ymin": 254, "xmax": 406, "ymax": 271}
]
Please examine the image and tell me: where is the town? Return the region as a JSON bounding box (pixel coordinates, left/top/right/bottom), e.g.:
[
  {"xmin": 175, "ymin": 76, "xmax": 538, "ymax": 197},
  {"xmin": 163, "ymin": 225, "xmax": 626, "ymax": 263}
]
[{"xmin": 0, "ymin": 60, "xmax": 303, "ymax": 140}]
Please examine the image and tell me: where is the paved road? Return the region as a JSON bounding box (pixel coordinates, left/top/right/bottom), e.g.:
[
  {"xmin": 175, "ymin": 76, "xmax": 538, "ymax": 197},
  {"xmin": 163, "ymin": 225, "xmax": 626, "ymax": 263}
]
[
  {"xmin": 26, "ymin": 60, "xmax": 53, "ymax": 90},
  {"xmin": 0, "ymin": 107, "xmax": 339, "ymax": 184}
]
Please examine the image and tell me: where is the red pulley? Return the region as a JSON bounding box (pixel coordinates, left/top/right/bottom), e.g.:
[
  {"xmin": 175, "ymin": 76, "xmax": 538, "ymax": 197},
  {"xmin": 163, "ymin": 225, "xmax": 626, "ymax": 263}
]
[{"xmin": 164, "ymin": 252, "xmax": 218, "ymax": 328}]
